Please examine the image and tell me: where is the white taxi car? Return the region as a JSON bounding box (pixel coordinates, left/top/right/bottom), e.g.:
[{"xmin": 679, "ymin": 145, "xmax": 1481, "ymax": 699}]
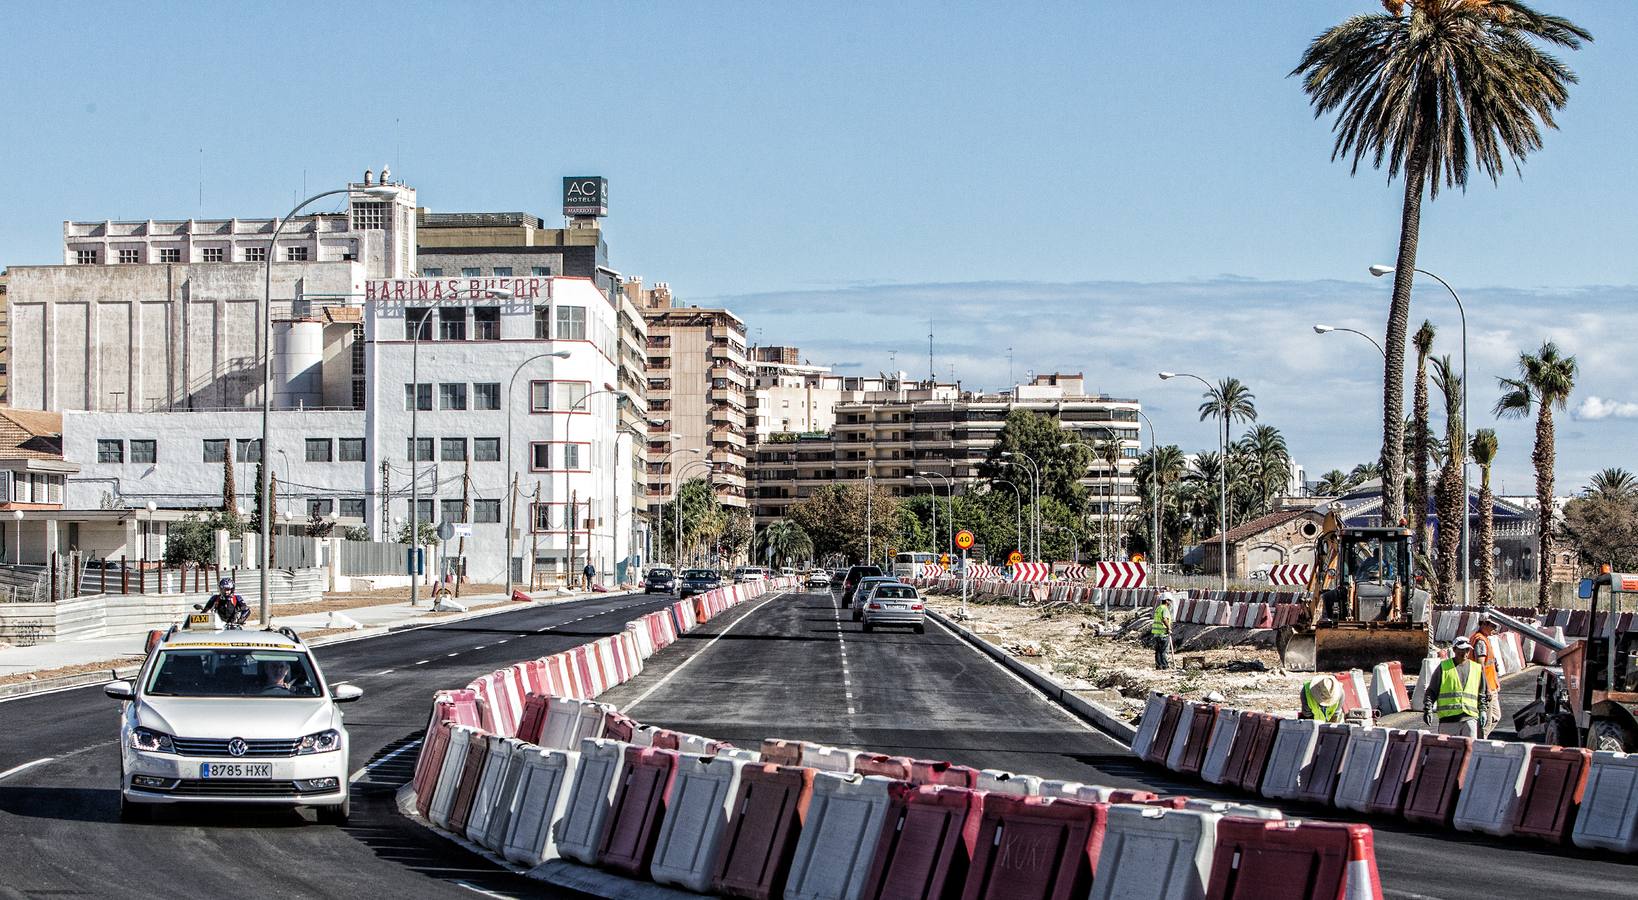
[{"xmin": 104, "ymin": 624, "xmax": 362, "ymax": 823}]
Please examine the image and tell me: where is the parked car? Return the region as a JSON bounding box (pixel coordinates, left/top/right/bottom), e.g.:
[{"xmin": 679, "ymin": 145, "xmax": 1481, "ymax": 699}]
[
  {"xmin": 679, "ymin": 569, "xmax": 721, "ymax": 597},
  {"xmin": 829, "ymin": 570, "xmax": 847, "ymax": 591},
  {"xmin": 861, "ymin": 582, "xmax": 926, "ymax": 634},
  {"xmin": 850, "ymin": 575, "xmax": 897, "ymax": 621},
  {"xmin": 805, "ymin": 570, "xmax": 832, "ymax": 589},
  {"xmin": 779, "ymin": 567, "xmax": 798, "ymax": 578},
  {"xmin": 840, "ymin": 565, "xmax": 884, "ymax": 606},
  {"xmin": 643, "ymin": 568, "xmax": 677, "ymax": 594},
  {"xmin": 732, "ymin": 566, "xmax": 768, "ymax": 585}
]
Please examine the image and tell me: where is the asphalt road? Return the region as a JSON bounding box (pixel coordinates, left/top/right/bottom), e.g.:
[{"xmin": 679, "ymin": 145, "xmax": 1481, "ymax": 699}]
[
  {"xmin": 0, "ymin": 589, "xmax": 682, "ymax": 900},
  {"xmin": 597, "ymin": 590, "xmax": 1638, "ymax": 900}
]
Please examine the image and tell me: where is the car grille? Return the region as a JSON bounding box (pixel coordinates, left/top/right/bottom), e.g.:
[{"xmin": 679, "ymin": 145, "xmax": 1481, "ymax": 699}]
[
  {"xmin": 171, "ymin": 737, "xmax": 303, "ymax": 758},
  {"xmin": 164, "ymin": 780, "xmax": 325, "ymax": 797}
]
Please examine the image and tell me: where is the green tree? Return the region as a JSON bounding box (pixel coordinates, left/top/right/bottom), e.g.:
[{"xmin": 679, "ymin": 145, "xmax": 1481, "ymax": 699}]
[
  {"xmin": 789, "ymin": 482, "xmax": 901, "ymax": 565},
  {"xmin": 1411, "ymin": 321, "xmax": 1437, "ymax": 557},
  {"xmin": 395, "ymin": 521, "xmax": 441, "ymax": 546},
  {"xmin": 1348, "ymin": 461, "xmax": 1383, "ymax": 487},
  {"xmin": 1315, "ymin": 470, "xmax": 1352, "ymax": 496},
  {"xmin": 754, "ymin": 519, "xmax": 814, "ymax": 568},
  {"xmin": 719, "ymin": 508, "xmax": 753, "ymax": 564},
  {"xmin": 1560, "ymin": 494, "xmax": 1638, "ymax": 574},
  {"xmin": 1495, "ymin": 340, "xmax": 1579, "ymax": 609},
  {"xmin": 163, "ymin": 510, "xmax": 244, "ymax": 567},
  {"xmin": 1134, "ymin": 444, "xmax": 1188, "ymax": 562},
  {"xmin": 656, "ymin": 477, "xmax": 726, "ymax": 566},
  {"xmin": 1294, "ymin": 0, "xmax": 1591, "ymax": 526},
  {"xmin": 1238, "ymin": 424, "xmax": 1290, "ymax": 517},
  {"xmin": 1585, "ymin": 468, "xmax": 1638, "ymax": 501},
  {"xmin": 1431, "ymin": 355, "xmax": 1464, "ymax": 605},
  {"xmin": 978, "ymin": 409, "xmax": 1089, "ymax": 510},
  {"xmin": 222, "ymin": 448, "xmax": 236, "ymax": 513},
  {"xmin": 1471, "ymin": 428, "xmax": 1499, "ymax": 606}
]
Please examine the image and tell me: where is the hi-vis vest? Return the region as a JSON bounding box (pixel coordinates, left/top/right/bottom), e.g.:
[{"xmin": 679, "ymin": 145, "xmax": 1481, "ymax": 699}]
[
  {"xmin": 1471, "ymin": 631, "xmax": 1501, "ymax": 693},
  {"xmin": 1434, "ymin": 659, "xmax": 1482, "ymax": 720},
  {"xmin": 1302, "ymin": 683, "xmax": 1342, "ymax": 723},
  {"xmin": 1151, "ymin": 604, "xmax": 1172, "ymax": 636}
]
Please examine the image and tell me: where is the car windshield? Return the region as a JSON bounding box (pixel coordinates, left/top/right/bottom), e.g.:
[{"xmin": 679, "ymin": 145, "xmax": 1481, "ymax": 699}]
[
  {"xmin": 649, "ymin": 569, "xmax": 673, "ymax": 578},
  {"xmin": 145, "ymin": 648, "xmax": 321, "ymax": 698},
  {"xmin": 684, "ymin": 569, "xmax": 716, "ymax": 579},
  {"xmin": 875, "ymin": 586, "xmax": 917, "ymax": 599}
]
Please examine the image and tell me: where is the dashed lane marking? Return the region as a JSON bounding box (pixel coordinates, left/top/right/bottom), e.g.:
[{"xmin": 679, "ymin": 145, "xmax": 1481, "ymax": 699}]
[
  {"xmin": 455, "ymin": 881, "xmax": 517, "ymax": 899},
  {"xmin": 415, "ymin": 660, "xmax": 430, "ymax": 665},
  {"xmin": 446, "ymin": 653, "xmax": 460, "ymax": 658},
  {"xmin": 349, "ymin": 738, "xmax": 423, "ymax": 783},
  {"xmin": 0, "ymin": 757, "xmax": 53, "ymax": 782},
  {"xmin": 372, "ymin": 669, "xmax": 394, "ymax": 676}
]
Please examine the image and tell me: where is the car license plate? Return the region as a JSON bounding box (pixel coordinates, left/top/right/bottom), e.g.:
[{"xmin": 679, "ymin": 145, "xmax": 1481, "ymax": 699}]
[{"xmin": 200, "ymin": 762, "xmax": 271, "ymax": 779}]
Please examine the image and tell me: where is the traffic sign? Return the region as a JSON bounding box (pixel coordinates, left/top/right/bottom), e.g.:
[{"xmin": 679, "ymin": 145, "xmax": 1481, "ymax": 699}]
[
  {"xmin": 1007, "ymin": 550, "xmax": 1023, "ymax": 565},
  {"xmin": 940, "ymin": 553, "xmax": 950, "ymax": 566},
  {"xmin": 955, "ymin": 529, "xmax": 975, "ymax": 550}
]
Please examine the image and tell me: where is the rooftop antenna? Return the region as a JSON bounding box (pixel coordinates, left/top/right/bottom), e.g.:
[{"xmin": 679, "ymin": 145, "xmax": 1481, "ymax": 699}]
[
  {"xmin": 198, "ymin": 148, "xmax": 204, "ymax": 212},
  {"xmin": 928, "ymin": 321, "xmax": 935, "ymax": 382},
  {"xmin": 1008, "ymin": 346, "xmax": 1014, "ymax": 387}
]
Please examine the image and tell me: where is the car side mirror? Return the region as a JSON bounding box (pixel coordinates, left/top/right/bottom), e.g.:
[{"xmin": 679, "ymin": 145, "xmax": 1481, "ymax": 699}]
[
  {"xmin": 1579, "ymin": 578, "xmax": 1594, "ymax": 600},
  {"xmin": 104, "ymin": 680, "xmax": 135, "ymax": 701},
  {"xmin": 331, "ymin": 684, "xmax": 364, "ymax": 703}
]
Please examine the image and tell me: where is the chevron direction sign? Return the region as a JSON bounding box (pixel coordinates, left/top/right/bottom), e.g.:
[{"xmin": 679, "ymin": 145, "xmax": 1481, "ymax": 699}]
[
  {"xmin": 1096, "ymin": 561, "xmax": 1149, "ymax": 588},
  {"xmin": 1267, "ymin": 564, "xmax": 1312, "ymax": 586}
]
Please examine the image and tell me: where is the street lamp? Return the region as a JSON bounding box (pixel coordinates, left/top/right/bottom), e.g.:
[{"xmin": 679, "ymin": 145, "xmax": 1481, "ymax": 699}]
[
  {"xmin": 1001, "ymin": 450, "xmax": 1041, "ymax": 561},
  {"xmin": 675, "ymin": 459, "xmax": 714, "ymax": 568},
  {"xmin": 612, "ymin": 417, "xmax": 664, "ymax": 583},
  {"xmin": 504, "ymin": 349, "xmax": 574, "ymax": 600},
  {"xmin": 276, "ymin": 449, "xmax": 294, "ymax": 519},
  {"xmin": 1160, "ymin": 371, "xmax": 1228, "ymax": 591},
  {"xmin": 10, "ymin": 510, "xmax": 20, "ymax": 565},
  {"xmin": 659, "ymin": 446, "xmax": 701, "ymax": 565},
  {"xmin": 917, "ymin": 471, "xmax": 955, "ymax": 558},
  {"xmin": 563, "ymin": 386, "xmax": 619, "ymax": 589},
  {"xmin": 991, "ymin": 479, "xmax": 1024, "ymax": 557},
  {"xmin": 145, "ymin": 501, "xmax": 157, "ymax": 564},
  {"xmin": 257, "ymin": 182, "xmax": 398, "ymax": 626},
  {"xmin": 1312, "ymin": 324, "xmax": 1386, "ymax": 359},
  {"xmin": 1372, "ymin": 263, "xmax": 1470, "ymax": 605},
  {"xmin": 913, "ymin": 474, "xmax": 938, "ymax": 555}
]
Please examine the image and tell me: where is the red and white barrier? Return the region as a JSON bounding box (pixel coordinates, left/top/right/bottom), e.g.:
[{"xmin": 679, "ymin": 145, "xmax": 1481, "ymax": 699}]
[
  {"xmin": 1009, "ymin": 561, "xmax": 1051, "ymax": 583},
  {"xmin": 1097, "ymin": 560, "xmax": 1149, "ymax": 588}
]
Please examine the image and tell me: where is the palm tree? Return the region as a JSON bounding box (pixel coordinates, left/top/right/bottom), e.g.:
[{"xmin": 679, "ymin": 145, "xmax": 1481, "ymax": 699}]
[
  {"xmin": 1585, "ymin": 468, "xmax": 1638, "ymax": 501},
  {"xmin": 1136, "ymin": 444, "xmax": 1189, "ymax": 560},
  {"xmin": 754, "ymin": 519, "xmax": 814, "ymax": 569},
  {"xmin": 1294, "ymin": 1, "xmax": 1592, "ymax": 527},
  {"xmin": 1411, "ymin": 320, "xmax": 1437, "ymax": 558},
  {"xmin": 1431, "ymin": 355, "xmax": 1464, "ymax": 606},
  {"xmin": 1471, "ymin": 429, "xmax": 1499, "ymax": 607},
  {"xmin": 1315, "ymin": 469, "xmax": 1352, "ymax": 496},
  {"xmin": 1238, "ymin": 424, "xmax": 1291, "ymax": 516},
  {"xmin": 1348, "ymin": 461, "xmax": 1383, "ymax": 488},
  {"xmin": 1496, "ymin": 341, "xmax": 1579, "ymax": 609}
]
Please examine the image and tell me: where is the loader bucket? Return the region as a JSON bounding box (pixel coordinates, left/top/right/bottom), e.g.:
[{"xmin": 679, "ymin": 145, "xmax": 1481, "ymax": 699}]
[
  {"xmin": 1312, "ymin": 623, "xmax": 1429, "ymax": 672},
  {"xmin": 1277, "ymin": 627, "xmax": 1317, "ymax": 672}
]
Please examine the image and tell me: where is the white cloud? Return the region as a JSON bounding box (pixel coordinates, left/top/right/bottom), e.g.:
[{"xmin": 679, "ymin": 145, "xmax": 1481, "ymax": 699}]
[{"xmin": 1575, "ymin": 396, "xmax": 1638, "ymax": 421}]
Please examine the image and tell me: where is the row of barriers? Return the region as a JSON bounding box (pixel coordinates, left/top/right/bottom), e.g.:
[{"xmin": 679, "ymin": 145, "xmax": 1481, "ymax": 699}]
[
  {"xmin": 409, "ymin": 580, "xmax": 1390, "ymax": 898},
  {"xmin": 1131, "ymin": 690, "xmax": 1638, "ymax": 855}
]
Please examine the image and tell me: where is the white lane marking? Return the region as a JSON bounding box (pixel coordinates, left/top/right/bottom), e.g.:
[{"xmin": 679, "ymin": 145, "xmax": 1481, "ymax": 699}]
[
  {"xmin": 349, "ymin": 738, "xmax": 424, "ymax": 783},
  {"xmin": 455, "ymin": 881, "xmax": 517, "ymax": 898},
  {"xmin": 1384, "ymin": 892, "xmax": 1450, "ymax": 900},
  {"xmin": 415, "ymin": 660, "xmax": 430, "ymax": 665},
  {"xmin": 475, "ymin": 645, "xmax": 487, "ymax": 650},
  {"xmin": 496, "ymin": 640, "xmax": 508, "ymax": 645},
  {"xmin": 372, "ymin": 669, "xmax": 394, "ymax": 677},
  {"xmin": 620, "ymin": 592, "xmax": 786, "ymax": 714},
  {"xmin": 927, "ymin": 615, "xmax": 1096, "ymax": 733},
  {"xmin": 446, "ymin": 652, "xmax": 460, "ymax": 658},
  {"xmin": 0, "ymin": 757, "xmax": 53, "ymax": 782}
]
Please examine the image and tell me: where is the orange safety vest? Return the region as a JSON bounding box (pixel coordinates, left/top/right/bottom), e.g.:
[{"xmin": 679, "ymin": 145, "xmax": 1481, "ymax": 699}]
[{"xmin": 1471, "ymin": 630, "xmax": 1500, "ymax": 693}]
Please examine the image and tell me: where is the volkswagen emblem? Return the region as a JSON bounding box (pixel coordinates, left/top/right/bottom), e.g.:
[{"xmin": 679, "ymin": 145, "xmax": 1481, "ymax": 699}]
[{"xmin": 227, "ymin": 738, "xmax": 248, "ymax": 758}]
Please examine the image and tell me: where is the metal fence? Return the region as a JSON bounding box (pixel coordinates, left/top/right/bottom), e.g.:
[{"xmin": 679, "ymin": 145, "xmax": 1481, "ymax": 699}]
[{"xmin": 339, "ymin": 539, "xmax": 405, "ymax": 576}]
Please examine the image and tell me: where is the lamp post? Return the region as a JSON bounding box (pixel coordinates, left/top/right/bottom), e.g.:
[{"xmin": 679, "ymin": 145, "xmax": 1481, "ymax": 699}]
[
  {"xmin": 1159, "ymin": 371, "xmax": 1227, "ymax": 591},
  {"xmin": 1135, "ymin": 409, "xmax": 1161, "ymax": 582},
  {"xmin": 675, "ymin": 460, "xmax": 714, "ymax": 568},
  {"xmin": 992, "ymin": 478, "xmax": 1024, "ymax": 556},
  {"xmin": 611, "ymin": 418, "xmax": 660, "ymax": 583},
  {"xmin": 145, "ymin": 501, "xmax": 157, "ymax": 564},
  {"xmin": 10, "ymin": 510, "xmax": 20, "ymax": 565},
  {"xmin": 562, "ymin": 386, "xmax": 619, "ymax": 589},
  {"xmin": 1372, "ymin": 263, "xmax": 1470, "ymax": 606},
  {"xmin": 256, "ymin": 182, "xmax": 398, "ymax": 625},
  {"xmin": 913, "ymin": 474, "xmax": 938, "ymax": 555},
  {"xmin": 865, "ymin": 461, "xmax": 875, "ymax": 566},
  {"xmin": 276, "ymin": 449, "xmax": 294, "ymax": 520},
  {"xmin": 1001, "ymin": 451, "xmax": 1040, "ymax": 561},
  {"xmin": 1312, "ymin": 324, "xmax": 1386, "ymax": 359},
  {"xmin": 503, "ymin": 349, "xmax": 574, "ymax": 601},
  {"xmin": 659, "ymin": 446, "xmax": 701, "ymax": 565},
  {"xmin": 918, "ymin": 471, "xmax": 955, "ymax": 559}
]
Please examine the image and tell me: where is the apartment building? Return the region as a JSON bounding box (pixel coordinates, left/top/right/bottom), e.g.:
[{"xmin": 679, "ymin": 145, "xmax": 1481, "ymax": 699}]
[
  {"xmin": 747, "ymin": 346, "xmax": 855, "ymax": 440},
  {"xmin": 0, "ymin": 271, "xmax": 9, "ymax": 403}
]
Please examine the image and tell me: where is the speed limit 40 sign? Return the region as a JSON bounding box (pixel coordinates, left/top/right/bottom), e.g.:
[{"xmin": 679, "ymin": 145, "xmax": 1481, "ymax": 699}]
[{"xmin": 955, "ymin": 529, "xmax": 975, "ymax": 550}]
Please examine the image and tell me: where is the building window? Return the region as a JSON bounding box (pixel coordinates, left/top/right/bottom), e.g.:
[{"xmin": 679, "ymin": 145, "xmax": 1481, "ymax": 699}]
[
  {"xmin": 440, "ymin": 438, "xmax": 467, "ymax": 462},
  {"xmin": 564, "ymin": 444, "xmax": 580, "ymax": 469},
  {"xmin": 407, "ymin": 438, "xmax": 433, "ymax": 461},
  {"xmin": 245, "ymin": 247, "xmax": 267, "ymax": 262},
  {"xmin": 404, "ymin": 383, "xmax": 432, "ymax": 411},
  {"xmin": 235, "ymin": 439, "xmax": 262, "ymax": 463},
  {"xmin": 555, "ymin": 305, "xmax": 587, "ymax": 341},
  {"xmin": 440, "ymin": 499, "xmax": 465, "ymax": 523},
  {"xmin": 339, "ymin": 498, "xmax": 366, "ymax": 519},
  {"xmin": 158, "ymin": 248, "xmax": 181, "ymax": 263},
  {"xmin": 473, "ymin": 383, "xmax": 500, "ymax": 410},
  {"xmin": 531, "ymin": 503, "xmax": 567, "ymax": 531},
  {"xmin": 202, "ymin": 247, "xmax": 224, "ymax": 263},
  {"xmin": 534, "ymin": 306, "xmax": 552, "ymax": 339},
  {"xmin": 405, "ymin": 307, "xmax": 433, "ymax": 341},
  {"xmin": 97, "ymin": 439, "xmax": 124, "ymax": 463},
  {"xmin": 439, "ymin": 383, "xmax": 467, "ymax": 410},
  {"xmin": 351, "ymin": 201, "xmax": 387, "ymax": 230},
  {"xmin": 473, "ymin": 438, "xmax": 500, "ymax": 461},
  {"xmin": 339, "ymin": 438, "xmax": 366, "ymax": 462},
  {"xmin": 305, "ymin": 438, "xmax": 333, "ymax": 462},
  {"xmin": 473, "ymin": 499, "xmax": 501, "ymax": 523},
  {"xmin": 530, "ymin": 380, "xmax": 589, "ymax": 413},
  {"xmin": 308, "ymin": 499, "xmax": 335, "ymax": 517},
  {"xmin": 203, "ymin": 439, "xmax": 228, "ymax": 463},
  {"xmin": 75, "ymin": 249, "xmax": 98, "ymax": 265},
  {"xmin": 531, "ymin": 266, "xmax": 551, "ymax": 277},
  {"xmin": 117, "ymin": 249, "xmax": 140, "ymax": 264},
  {"xmin": 492, "ymin": 266, "xmax": 512, "ymax": 277},
  {"xmin": 423, "ymin": 267, "xmax": 443, "ymax": 277},
  {"xmin": 438, "ymin": 307, "xmax": 466, "ymax": 341},
  {"xmin": 130, "ymin": 440, "xmax": 157, "ymax": 464},
  {"xmin": 461, "ymin": 267, "xmax": 480, "ymax": 277},
  {"xmin": 412, "ymin": 499, "xmax": 434, "ymax": 523},
  {"xmin": 286, "ymin": 246, "xmax": 309, "ymax": 261},
  {"xmin": 472, "ymin": 306, "xmax": 500, "ymax": 340}
]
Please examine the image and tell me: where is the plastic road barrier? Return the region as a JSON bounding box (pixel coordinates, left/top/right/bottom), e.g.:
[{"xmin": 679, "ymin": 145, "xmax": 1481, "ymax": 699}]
[
  {"xmin": 1571, "ymin": 749, "xmax": 1638, "ymax": 853},
  {"xmin": 1410, "ymin": 657, "xmax": 1440, "ymax": 711},
  {"xmin": 516, "ymin": 693, "xmax": 551, "ymax": 745},
  {"xmin": 428, "ymin": 724, "xmax": 478, "ymax": 828},
  {"xmin": 1164, "ymin": 701, "xmax": 1201, "ymax": 771},
  {"xmin": 1334, "ymin": 726, "xmax": 1389, "ymax": 814},
  {"xmin": 466, "ymin": 735, "xmax": 521, "ymax": 847},
  {"xmin": 1144, "ymin": 696, "xmax": 1186, "ymax": 765},
  {"xmin": 501, "ymin": 746, "xmax": 582, "ymax": 867},
  {"xmin": 711, "ymin": 764, "xmax": 816, "ymax": 900},
  {"xmin": 761, "ymin": 738, "xmax": 813, "ymax": 767},
  {"xmin": 964, "ymin": 795, "xmax": 1108, "ymax": 900},
  {"xmin": 976, "ymin": 769, "xmax": 1042, "ymax": 797},
  {"xmin": 603, "ymin": 712, "xmax": 638, "ymax": 744},
  {"xmin": 1403, "ymin": 733, "xmax": 1472, "ymax": 827},
  {"xmin": 1511, "ymin": 745, "xmax": 1591, "ymax": 844},
  {"xmin": 910, "ymin": 759, "xmax": 980, "ymax": 788},
  {"xmin": 1259, "ymin": 718, "xmax": 1318, "ymax": 801},
  {"xmin": 1130, "ymin": 692, "xmax": 1169, "ymax": 761},
  {"xmin": 1227, "ymin": 713, "xmax": 1279, "ymax": 793},
  {"xmin": 447, "ymin": 734, "xmax": 491, "ymax": 836},
  {"xmin": 861, "ymin": 784, "xmax": 985, "ymax": 900},
  {"xmin": 480, "ymin": 737, "xmax": 533, "ymax": 851},
  {"xmin": 803, "ymin": 744, "xmax": 862, "ymax": 774},
  {"xmin": 652, "ymin": 729, "xmax": 730, "ymax": 755},
  {"xmin": 785, "ymin": 773, "xmax": 895, "ymax": 900},
  {"xmin": 1364, "ymin": 729, "xmax": 1421, "ymax": 817},
  {"xmin": 1452, "ymin": 740, "xmax": 1532, "ymax": 837},
  {"xmin": 719, "ymin": 747, "xmax": 762, "ymax": 764},
  {"xmin": 1369, "ymin": 664, "xmax": 1403, "ymax": 714},
  {"xmin": 1199, "ymin": 708, "xmax": 1243, "ymax": 786},
  {"xmin": 426, "ymin": 688, "xmax": 482, "ymax": 732},
  {"xmin": 414, "ymin": 721, "xmax": 453, "ymax": 819},
  {"xmin": 1293, "ymin": 723, "xmax": 1351, "ymax": 807},
  {"xmin": 854, "ymin": 754, "xmax": 914, "ymax": 781},
  {"xmin": 1181, "ymin": 799, "xmax": 1282, "ymax": 820},
  {"xmin": 540, "ymin": 697, "xmax": 609, "ymax": 751},
  {"xmin": 1204, "ymin": 818, "xmax": 1381, "ymax": 900},
  {"xmin": 555, "ymin": 738, "xmax": 632, "ymax": 865},
  {"xmin": 651, "ymin": 755, "xmax": 750, "ymax": 892},
  {"xmin": 1091, "ymin": 805, "xmax": 1219, "ymax": 900},
  {"xmin": 1175, "ymin": 703, "xmax": 1219, "ymax": 777},
  {"xmin": 598, "ymin": 746, "xmax": 680, "ymax": 878}
]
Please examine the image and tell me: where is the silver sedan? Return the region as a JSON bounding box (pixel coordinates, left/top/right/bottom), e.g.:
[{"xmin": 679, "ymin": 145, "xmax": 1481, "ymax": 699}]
[{"xmin": 861, "ymin": 583, "xmax": 926, "ymax": 634}]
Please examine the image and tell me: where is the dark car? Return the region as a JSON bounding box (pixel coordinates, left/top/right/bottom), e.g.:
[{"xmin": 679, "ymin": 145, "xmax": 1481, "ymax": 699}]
[
  {"xmin": 829, "ymin": 570, "xmax": 846, "ymax": 591},
  {"xmin": 644, "ymin": 567, "xmax": 677, "ymax": 594},
  {"xmin": 679, "ymin": 568, "xmax": 721, "ymax": 598},
  {"xmin": 840, "ymin": 565, "xmax": 885, "ymax": 606}
]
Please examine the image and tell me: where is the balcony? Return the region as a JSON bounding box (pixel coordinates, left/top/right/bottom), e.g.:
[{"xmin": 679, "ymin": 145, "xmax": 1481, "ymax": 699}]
[{"xmin": 710, "ymin": 426, "xmax": 748, "ymax": 447}]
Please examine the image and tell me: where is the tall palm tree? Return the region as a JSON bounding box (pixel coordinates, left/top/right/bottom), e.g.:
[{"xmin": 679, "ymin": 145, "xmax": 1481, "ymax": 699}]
[
  {"xmin": 1239, "ymin": 424, "xmax": 1292, "ymax": 516},
  {"xmin": 1136, "ymin": 444, "xmax": 1189, "ymax": 560},
  {"xmin": 1411, "ymin": 320, "xmax": 1437, "ymax": 558},
  {"xmin": 1348, "ymin": 461, "xmax": 1383, "ymax": 488},
  {"xmin": 1471, "ymin": 428, "xmax": 1499, "ymax": 607},
  {"xmin": 1431, "ymin": 356, "xmax": 1464, "ymax": 606},
  {"xmin": 1585, "ymin": 468, "xmax": 1638, "ymax": 501},
  {"xmin": 1294, "ymin": 1, "xmax": 1592, "ymax": 526},
  {"xmin": 1496, "ymin": 341, "xmax": 1579, "ymax": 609},
  {"xmin": 754, "ymin": 519, "xmax": 814, "ymax": 569},
  {"xmin": 1316, "ymin": 469, "xmax": 1352, "ymax": 496}
]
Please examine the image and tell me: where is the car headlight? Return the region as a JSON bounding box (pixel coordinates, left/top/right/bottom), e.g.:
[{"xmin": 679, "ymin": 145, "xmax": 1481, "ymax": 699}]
[
  {"xmin": 298, "ymin": 729, "xmax": 342, "ymax": 754},
  {"xmin": 130, "ymin": 727, "xmax": 175, "ymax": 753}
]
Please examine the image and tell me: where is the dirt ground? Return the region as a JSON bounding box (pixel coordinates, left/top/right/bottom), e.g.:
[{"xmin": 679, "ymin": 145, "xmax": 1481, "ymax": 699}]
[{"xmin": 926, "ymin": 594, "xmax": 1312, "ymax": 722}]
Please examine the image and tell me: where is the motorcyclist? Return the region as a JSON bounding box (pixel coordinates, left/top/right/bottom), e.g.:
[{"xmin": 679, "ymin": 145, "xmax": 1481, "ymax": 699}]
[{"xmin": 201, "ymin": 577, "xmax": 249, "ymax": 627}]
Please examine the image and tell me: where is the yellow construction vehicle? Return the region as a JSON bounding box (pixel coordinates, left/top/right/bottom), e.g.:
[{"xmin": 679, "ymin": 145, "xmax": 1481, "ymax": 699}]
[{"xmin": 1276, "ymin": 507, "xmax": 1431, "ymax": 672}]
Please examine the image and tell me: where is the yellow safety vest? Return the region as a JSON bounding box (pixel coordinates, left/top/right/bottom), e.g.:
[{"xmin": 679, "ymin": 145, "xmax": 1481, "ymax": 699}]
[
  {"xmin": 1434, "ymin": 659, "xmax": 1482, "ymax": 720},
  {"xmin": 1151, "ymin": 604, "xmax": 1172, "ymax": 636},
  {"xmin": 1302, "ymin": 683, "xmax": 1342, "ymax": 723}
]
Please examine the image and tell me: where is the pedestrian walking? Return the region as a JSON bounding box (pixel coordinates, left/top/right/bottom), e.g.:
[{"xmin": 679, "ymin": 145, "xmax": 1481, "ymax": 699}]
[
  {"xmin": 1151, "ymin": 597, "xmax": 1174, "ymax": 670},
  {"xmin": 1471, "ymin": 617, "xmax": 1504, "ymax": 737},
  {"xmin": 582, "ymin": 562, "xmax": 596, "ymax": 590},
  {"xmin": 1423, "ymin": 636, "xmax": 1494, "ymax": 738}
]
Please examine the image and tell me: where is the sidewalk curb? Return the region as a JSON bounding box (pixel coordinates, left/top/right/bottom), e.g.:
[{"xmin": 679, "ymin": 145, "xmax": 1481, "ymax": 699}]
[{"xmin": 928, "ymin": 608, "xmax": 1139, "ymax": 746}]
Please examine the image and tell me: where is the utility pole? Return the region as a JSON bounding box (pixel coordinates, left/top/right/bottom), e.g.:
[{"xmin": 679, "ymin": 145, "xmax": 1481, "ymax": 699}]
[
  {"xmin": 455, "ymin": 460, "xmax": 471, "ymax": 597},
  {"xmin": 528, "ymin": 482, "xmax": 541, "ymax": 591},
  {"xmin": 379, "ymin": 461, "xmax": 390, "ymax": 541},
  {"xmin": 569, "ymin": 489, "xmax": 579, "ymax": 589},
  {"xmin": 506, "ymin": 472, "xmax": 519, "ymax": 590}
]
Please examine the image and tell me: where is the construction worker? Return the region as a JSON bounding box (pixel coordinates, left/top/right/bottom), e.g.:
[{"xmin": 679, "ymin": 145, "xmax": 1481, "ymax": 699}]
[
  {"xmin": 1299, "ymin": 673, "xmax": 1345, "ymax": 723},
  {"xmin": 1423, "ymin": 636, "xmax": 1494, "ymax": 737},
  {"xmin": 1151, "ymin": 597, "xmax": 1174, "ymax": 669},
  {"xmin": 1471, "ymin": 617, "xmax": 1504, "ymax": 738}
]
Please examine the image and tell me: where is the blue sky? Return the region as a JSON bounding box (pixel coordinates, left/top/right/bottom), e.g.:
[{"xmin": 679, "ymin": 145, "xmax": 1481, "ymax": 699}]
[{"xmin": 3, "ymin": 2, "xmax": 1634, "ymax": 491}]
